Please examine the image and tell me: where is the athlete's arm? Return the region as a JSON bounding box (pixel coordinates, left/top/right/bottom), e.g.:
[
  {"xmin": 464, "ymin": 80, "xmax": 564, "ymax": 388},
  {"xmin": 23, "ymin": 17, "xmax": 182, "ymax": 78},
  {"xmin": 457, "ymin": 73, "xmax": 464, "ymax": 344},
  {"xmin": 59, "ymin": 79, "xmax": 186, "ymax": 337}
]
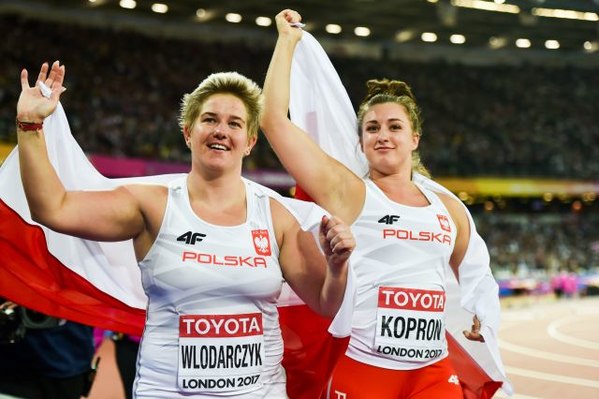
[
  {"xmin": 440, "ymin": 194, "xmax": 485, "ymax": 342},
  {"xmin": 261, "ymin": 10, "xmax": 364, "ymax": 223},
  {"xmin": 273, "ymin": 200, "xmax": 353, "ymax": 318},
  {"xmin": 17, "ymin": 61, "xmax": 146, "ymax": 242}
]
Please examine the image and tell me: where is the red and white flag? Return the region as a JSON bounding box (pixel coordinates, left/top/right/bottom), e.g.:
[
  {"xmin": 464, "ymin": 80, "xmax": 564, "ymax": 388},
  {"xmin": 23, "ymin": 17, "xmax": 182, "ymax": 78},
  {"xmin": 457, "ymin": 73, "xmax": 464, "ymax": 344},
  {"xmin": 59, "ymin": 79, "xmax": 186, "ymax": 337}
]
[
  {"xmin": 0, "ymin": 31, "xmax": 511, "ymax": 398},
  {"xmin": 0, "ymin": 87, "xmax": 355, "ymax": 398}
]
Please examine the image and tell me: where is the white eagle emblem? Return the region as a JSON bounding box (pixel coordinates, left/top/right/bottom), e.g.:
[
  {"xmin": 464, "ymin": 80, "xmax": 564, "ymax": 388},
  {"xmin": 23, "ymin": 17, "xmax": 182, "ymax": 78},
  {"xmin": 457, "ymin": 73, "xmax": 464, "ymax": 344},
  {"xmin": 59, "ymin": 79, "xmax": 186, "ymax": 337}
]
[
  {"xmin": 437, "ymin": 214, "xmax": 451, "ymax": 232},
  {"xmin": 251, "ymin": 229, "xmax": 271, "ymax": 255},
  {"xmin": 254, "ymin": 235, "xmax": 269, "ymax": 253}
]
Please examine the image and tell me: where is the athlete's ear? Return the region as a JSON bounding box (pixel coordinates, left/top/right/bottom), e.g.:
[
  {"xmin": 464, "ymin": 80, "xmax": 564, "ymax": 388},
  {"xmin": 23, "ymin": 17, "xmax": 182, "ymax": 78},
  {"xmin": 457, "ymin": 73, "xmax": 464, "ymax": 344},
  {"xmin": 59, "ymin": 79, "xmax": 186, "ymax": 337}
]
[
  {"xmin": 183, "ymin": 126, "xmax": 191, "ymax": 148},
  {"xmin": 411, "ymin": 133, "xmax": 420, "ymax": 151},
  {"xmin": 359, "ymin": 133, "xmax": 365, "ymax": 153},
  {"xmin": 245, "ymin": 134, "xmax": 257, "ymax": 156}
]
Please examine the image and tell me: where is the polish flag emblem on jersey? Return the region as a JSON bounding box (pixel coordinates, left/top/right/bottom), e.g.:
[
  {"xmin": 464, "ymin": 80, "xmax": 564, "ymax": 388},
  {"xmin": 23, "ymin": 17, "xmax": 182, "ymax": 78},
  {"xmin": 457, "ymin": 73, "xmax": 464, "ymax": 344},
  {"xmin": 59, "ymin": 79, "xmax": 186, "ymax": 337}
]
[
  {"xmin": 251, "ymin": 230, "xmax": 271, "ymax": 256},
  {"xmin": 437, "ymin": 214, "xmax": 451, "ymax": 232}
]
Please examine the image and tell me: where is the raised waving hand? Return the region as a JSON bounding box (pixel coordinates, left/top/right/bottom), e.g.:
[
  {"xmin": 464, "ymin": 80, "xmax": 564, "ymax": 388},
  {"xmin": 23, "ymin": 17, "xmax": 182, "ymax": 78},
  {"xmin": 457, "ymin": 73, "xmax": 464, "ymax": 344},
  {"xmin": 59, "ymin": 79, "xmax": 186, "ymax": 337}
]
[{"xmin": 17, "ymin": 61, "xmax": 66, "ymax": 123}]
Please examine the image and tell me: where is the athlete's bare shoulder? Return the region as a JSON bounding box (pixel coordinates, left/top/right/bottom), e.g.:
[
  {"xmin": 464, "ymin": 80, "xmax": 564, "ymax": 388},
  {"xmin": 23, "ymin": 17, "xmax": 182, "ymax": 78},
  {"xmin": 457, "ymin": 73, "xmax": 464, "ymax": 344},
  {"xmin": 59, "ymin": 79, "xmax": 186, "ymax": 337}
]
[
  {"xmin": 268, "ymin": 197, "xmax": 297, "ymax": 245},
  {"xmin": 125, "ymin": 183, "xmax": 169, "ymax": 230},
  {"xmin": 436, "ymin": 192, "xmax": 467, "ymax": 219},
  {"xmin": 124, "ymin": 183, "xmax": 168, "ymax": 203}
]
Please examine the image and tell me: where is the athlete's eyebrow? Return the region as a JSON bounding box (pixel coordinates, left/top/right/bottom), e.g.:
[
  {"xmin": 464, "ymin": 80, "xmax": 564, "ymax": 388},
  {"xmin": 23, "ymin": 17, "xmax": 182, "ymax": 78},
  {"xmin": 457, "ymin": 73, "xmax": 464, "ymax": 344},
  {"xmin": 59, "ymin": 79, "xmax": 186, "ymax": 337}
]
[{"xmin": 201, "ymin": 111, "xmax": 246, "ymax": 125}]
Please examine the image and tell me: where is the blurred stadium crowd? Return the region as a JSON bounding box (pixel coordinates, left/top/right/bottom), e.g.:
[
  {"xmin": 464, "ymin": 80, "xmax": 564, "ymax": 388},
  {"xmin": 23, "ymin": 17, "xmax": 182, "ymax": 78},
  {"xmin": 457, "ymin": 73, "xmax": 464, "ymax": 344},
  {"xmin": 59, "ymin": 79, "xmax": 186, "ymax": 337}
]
[
  {"xmin": 2, "ymin": 15, "xmax": 599, "ymax": 178},
  {"xmin": 475, "ymin": 212, "xmax": 599, "ymax": 295},
  {"xmin": 1, "ymin": 14, "xmax": 598, "ymax": 290}
]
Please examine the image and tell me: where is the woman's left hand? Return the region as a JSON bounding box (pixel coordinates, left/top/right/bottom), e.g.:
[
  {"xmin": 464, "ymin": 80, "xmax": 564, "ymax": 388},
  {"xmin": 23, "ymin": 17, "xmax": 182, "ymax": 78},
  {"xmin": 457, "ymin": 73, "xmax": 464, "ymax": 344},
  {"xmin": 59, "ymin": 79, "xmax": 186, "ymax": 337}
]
[
  {"xmin": 319, "ymin": 215, "xmax": 355, "ymax": 271},
  {"xmin": 274, "ymin": 9, "xmax": 303, "ymax": 42},
  {"xmin": 463, "ymin": 315, "xmax": 485, "ymax": 342}
]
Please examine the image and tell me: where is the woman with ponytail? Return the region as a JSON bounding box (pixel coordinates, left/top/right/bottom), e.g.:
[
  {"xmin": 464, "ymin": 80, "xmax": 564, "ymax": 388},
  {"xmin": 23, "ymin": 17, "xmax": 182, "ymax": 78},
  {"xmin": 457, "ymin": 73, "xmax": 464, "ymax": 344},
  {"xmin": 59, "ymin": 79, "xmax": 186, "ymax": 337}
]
[{"xmin": 261, "ymin": 9, "xmax": 493, "ymax": 398}]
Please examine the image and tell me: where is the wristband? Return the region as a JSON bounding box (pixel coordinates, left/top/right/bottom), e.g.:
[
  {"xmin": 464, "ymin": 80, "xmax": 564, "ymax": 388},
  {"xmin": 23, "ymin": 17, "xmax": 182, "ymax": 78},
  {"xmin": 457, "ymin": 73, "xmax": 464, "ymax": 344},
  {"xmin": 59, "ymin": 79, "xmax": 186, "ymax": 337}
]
[{"xmin": 16, "ymin": 118, "xmax": 43, "ymax": 132}]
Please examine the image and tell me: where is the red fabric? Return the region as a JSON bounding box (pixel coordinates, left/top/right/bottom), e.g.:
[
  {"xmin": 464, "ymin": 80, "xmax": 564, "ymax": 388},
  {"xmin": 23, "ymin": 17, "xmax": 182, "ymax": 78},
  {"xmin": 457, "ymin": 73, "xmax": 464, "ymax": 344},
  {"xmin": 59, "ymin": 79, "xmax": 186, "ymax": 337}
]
[
  {"xmin": 0, "ymin": 199, "xmax": 145, "ymax": 335},
  {"xmin": 327, "ymin": 355, "xmax": 464, "ymax": 399},
  {"xmin": 446, "ymin": 333, "xmax": 503, "ymax": 399},
  {"xmin": 294, "ymin": 185, "xmax": 313, "ymax": 202},
  {"xmin": 282, "ymin": 185, "xmax": 352, "ymax": 398},
  {"xmin": 279, "ymin": 305, "xmax": 350, "ymax": 399}
]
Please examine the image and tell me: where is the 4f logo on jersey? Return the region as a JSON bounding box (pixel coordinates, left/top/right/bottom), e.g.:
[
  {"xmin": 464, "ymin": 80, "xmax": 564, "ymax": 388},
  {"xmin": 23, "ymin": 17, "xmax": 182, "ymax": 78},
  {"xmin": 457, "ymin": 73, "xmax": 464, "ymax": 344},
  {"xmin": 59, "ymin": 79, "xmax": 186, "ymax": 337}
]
[
  {"xmin": 448, "ymin": 374, "xmax": 460, "ymax": 385},
  {"xmin": 378, "ymin": 215, "xmax": 400, "ymax": 225},
  {"xmin": 177, "ymin": 231, "xmax": 206, "ymax": 245},
  {"xmin": 251, "ymin": 230, "xmax": 271, "ymax": 256},
  {"xmin": 436, "ymin": 214, "xmax": 451, "ymax": 232}
]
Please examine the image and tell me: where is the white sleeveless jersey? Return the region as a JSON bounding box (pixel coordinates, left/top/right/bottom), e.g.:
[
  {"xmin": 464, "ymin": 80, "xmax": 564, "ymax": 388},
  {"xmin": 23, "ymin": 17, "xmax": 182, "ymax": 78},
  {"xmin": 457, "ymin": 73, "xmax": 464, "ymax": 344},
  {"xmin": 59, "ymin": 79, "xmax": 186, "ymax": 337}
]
[
  {"xmin": 346, "ymin": 179, "xmax": 457, "ymax": 370},
  {"xmin": 134, "ymin": 176, "xmax": 287, "ymax": 398}
]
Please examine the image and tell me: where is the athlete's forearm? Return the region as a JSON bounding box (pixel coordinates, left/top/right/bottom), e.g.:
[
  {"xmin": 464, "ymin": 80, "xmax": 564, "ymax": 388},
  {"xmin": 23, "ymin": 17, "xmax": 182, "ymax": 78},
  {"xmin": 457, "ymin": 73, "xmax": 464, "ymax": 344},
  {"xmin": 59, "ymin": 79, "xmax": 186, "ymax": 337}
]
[
  {"xmin": 17, "ymin": 126, "xmax": 69, "ymax": 225},
  {"xmin": 319, "ymin": 262, "xmax": 349, "ymax": 318},
  {"xmin": 262, "ymin": 35, "xmax": 296, "ymax": 129}
]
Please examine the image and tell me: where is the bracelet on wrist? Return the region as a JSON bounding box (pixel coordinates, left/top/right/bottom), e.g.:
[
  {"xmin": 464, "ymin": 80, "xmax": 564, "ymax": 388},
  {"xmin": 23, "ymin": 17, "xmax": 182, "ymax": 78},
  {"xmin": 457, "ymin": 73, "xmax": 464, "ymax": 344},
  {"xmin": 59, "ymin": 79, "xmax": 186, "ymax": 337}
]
[{"xmin": 16, "ymin": 118, "xmax": 43, "ymax": 132}]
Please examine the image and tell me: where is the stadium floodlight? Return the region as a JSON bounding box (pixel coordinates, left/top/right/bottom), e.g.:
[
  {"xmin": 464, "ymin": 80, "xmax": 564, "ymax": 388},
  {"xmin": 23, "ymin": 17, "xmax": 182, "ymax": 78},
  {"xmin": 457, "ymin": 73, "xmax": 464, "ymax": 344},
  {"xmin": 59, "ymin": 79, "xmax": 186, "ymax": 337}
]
[
  {"xmin": 421, "ymin": 32, "xmax": 438, "ymax": 42},
  {"xmin": 119, "ymin": 0, "xmax": 136, "ymax": 10},
  {"xmin": 225, "ymin": 13, "xmax": 242, "ymax": 23},
  {"xmin": 354, "ymin": 27, "xmax": 370, "ymax": 37},
  {"xmin": 255, "ymin": 17, "xmax": 272, "ymax": 27},
  {"xmin": 196, "ymin": 8, "xmax": 206, "ymax": 18},
  {"xmin": 583, "ymin": 41, "xmax": 598, "ymax": 52},
  {"xmin": 544, "ymin": 40, "xmax": 560, "ymax": 50},
  {"xmin": 326, "ymin": 24, "xmax": 342, "ymax": 34},
  {"xmin": 450, "ymin": 34, "xmax": 466, "ymax": 44},
  {"xmin": 151, "ymin": 3, "xmax": 168, "ymax": 14},
  {"xmin": 515, "ymin": 38, "xmax": 531, "ymax": 48},
  {"xmin": 395, "ymin": 30, "xmax": 415, "ymax": 43},
  {"xmin": 489, "ymin": 36, "xmax": 507, "ymax": 49},
  {"xmin": 194, "ymin": 8, "xmax": 216, "ymax": 22},
  {"xmin": 532, "ymin": 7, "xmax": 599, "ymax": 22},
  {"xmin": 451, "ymin": 0, "xmax": 520, "ymax": 14}
]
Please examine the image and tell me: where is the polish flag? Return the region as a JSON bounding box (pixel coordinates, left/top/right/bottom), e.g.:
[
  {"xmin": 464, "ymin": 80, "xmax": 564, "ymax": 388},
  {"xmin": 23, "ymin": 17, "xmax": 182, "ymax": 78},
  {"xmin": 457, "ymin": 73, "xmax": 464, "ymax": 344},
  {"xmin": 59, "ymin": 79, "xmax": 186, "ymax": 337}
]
[{"xmin": 0, "ymin": 89, "xmax": 353, "ymax": 398}]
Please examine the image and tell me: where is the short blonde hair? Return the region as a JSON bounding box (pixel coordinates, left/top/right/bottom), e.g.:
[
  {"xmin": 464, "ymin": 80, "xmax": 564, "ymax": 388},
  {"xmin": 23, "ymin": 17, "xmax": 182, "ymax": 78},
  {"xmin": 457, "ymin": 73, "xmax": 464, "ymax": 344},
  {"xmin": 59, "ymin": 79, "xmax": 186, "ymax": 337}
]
[{"xmin": 179, "ymin": 72, "xmax": 263, "ymax": 140}]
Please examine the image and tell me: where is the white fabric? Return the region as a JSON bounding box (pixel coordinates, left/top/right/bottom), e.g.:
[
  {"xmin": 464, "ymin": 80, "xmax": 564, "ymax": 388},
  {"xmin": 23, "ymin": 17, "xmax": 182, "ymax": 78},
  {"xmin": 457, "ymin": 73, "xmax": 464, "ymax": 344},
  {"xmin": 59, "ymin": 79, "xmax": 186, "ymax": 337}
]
[
  {"xmin": 290, "ymin": 31, "xmax": 512, "ymax": 394},
  {"xmin": 346, "ymin": 180, "xmax": 456, "ymax": 369}
]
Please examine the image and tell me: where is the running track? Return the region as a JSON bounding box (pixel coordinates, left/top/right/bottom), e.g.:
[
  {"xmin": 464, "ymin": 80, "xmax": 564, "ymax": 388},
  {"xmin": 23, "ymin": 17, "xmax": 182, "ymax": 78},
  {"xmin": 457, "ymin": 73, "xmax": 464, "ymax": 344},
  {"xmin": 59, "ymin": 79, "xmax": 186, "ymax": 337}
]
[
  {"xmin": 87, "ymin": 296, "xmax": 599, "ymax": 398},
  {"xmin": 495, "ymin": 295, "xmax": 599, "ymax": 399}
]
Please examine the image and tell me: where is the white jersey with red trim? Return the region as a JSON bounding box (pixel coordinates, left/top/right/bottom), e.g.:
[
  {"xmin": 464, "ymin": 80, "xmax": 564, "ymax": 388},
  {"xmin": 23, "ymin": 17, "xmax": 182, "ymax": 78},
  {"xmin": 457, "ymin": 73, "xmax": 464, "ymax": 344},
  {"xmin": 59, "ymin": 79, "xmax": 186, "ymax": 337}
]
[
  {"xmin": 346, "ymin": 178, "xmax": 457, "ymax": 370},
  {"xmin": 134, "ymin": 176, "xmax": 287, "ymax": 398}
]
